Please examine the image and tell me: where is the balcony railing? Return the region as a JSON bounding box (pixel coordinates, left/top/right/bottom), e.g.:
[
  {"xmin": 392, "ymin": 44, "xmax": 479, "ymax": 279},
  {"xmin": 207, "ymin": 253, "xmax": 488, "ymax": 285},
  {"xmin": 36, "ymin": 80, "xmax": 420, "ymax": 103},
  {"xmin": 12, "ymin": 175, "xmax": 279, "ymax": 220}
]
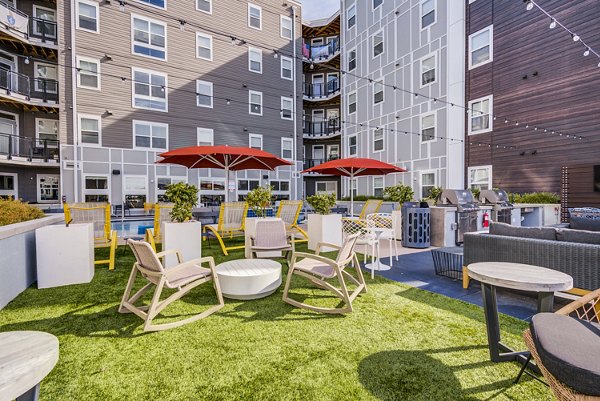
[
  {"xmin": 0, "ymin": 132, "xmax": 59, "ymax": 162},
  {"xmin": 303, "ymin": 156, "xmax": 340, "ymax": 170},
  {"xmin": 304, "ymin": 80, "xmax": 340, "ymax": 99},
  {"xmin": 303, "ymin": 38, "xmax": 340, "ymax": 60},
  {"xmin": 303, "ymin": 117, "xmax": 341, "ymax": 137},
  {"xmin": 0, "ymin": 2, "xmax": 57, "ymax": 45},
  {"xmin": 0, "ymin": 67, "xmax": 58, "ymax": 103}
]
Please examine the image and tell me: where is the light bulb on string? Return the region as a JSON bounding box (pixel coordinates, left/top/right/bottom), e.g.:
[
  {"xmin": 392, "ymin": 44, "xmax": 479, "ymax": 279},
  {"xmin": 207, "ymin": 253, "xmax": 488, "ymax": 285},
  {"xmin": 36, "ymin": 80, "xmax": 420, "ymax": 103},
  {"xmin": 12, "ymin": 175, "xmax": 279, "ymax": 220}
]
[
  {"xmin": 526, "ymin": 1, "xmax": 534, "ymax": 11},
  {"xmin": 584, "ymin": 48, "xmax": 590, "ymax": 56},
  {"xmin": 549, "ymin": 19, "xmax": 556, "ymax": 29},
  {"xmin": 572, "ymin": 34, "xmax": 580, "ymax": 42}
]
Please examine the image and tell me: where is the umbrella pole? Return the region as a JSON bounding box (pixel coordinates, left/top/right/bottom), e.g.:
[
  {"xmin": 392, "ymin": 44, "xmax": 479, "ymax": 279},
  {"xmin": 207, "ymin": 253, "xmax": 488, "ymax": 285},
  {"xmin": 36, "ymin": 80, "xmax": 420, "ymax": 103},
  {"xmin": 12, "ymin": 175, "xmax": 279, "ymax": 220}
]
[
  {"xmin": 225, "ymin": 165, "xmax": 229, "ymax": 203},
  {"xmin": 350, "ymin": 174, "xmax": 354, "ymax": 217}
]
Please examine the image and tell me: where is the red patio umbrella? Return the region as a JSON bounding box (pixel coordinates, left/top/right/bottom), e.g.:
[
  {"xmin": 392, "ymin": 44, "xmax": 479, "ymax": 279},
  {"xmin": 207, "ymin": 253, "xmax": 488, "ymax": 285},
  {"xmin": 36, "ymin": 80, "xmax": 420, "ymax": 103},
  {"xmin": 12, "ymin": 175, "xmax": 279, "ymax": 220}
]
[
  {"xmin": 158, "ymin": 145, "xmax": 293, "ymax": 201},
  {"xmin": 302, "ymin": 158, "xmax": 406, "ymax": 215}
]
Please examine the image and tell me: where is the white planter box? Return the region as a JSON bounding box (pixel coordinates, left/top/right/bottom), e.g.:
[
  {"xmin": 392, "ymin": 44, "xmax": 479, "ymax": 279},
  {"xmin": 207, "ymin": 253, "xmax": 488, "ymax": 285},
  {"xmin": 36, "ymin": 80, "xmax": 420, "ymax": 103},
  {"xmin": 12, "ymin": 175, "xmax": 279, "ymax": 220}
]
[
  {"xmin": 36, "ymin": 223, "xmax": 94, "ymax": 289},
  {"xmin": 244, "ymin": 217, "xmax": 283, "ymax": 258},
  {"xmin": 162, "ymin": 221, "xmax": 202, "ymax": 267},
  {"xmin": 307, "ymin": 214, "xmax": 342, "ymax": 252},
  {"xmin": 392, "ymin": 210, "xmax": 402, "ymax": 240}
]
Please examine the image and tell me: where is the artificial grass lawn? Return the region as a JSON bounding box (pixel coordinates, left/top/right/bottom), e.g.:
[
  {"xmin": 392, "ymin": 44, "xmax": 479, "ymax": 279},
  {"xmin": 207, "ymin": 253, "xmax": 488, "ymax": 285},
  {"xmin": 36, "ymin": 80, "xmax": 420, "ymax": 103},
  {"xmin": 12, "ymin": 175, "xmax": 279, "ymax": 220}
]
[{"xmin": 0, "ymin": 241, "xmax": 552, "ymax": 400}]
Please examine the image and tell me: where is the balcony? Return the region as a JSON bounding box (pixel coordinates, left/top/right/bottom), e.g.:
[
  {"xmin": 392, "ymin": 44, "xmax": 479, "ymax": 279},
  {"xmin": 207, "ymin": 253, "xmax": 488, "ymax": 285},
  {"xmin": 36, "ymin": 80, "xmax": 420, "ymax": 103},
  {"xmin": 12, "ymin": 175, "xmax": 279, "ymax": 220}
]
[
  {"xmin": 303, "ymin": 117, "xmax": 341, "ymax": 138},
  {"xmin": 0, "ymin": 2, "xmax": 58, "ymax": 48},
  {"xmin": 0, "ymin": 67, "xmax": 58, "ymax": 107},
  {"xmin": 303, "ymin": 80, "xmax": 340, "ymax": 102},
  {"xmin": 303, "ymin": 156, "xmax": 340, "ymax": 171},
  {"xmin": 302, "ymin": 38, "xmax": 340, "ymax": 63},
  {"xmin": 0, "ymin": 132, "xmax": 60, "ymax": 165}
]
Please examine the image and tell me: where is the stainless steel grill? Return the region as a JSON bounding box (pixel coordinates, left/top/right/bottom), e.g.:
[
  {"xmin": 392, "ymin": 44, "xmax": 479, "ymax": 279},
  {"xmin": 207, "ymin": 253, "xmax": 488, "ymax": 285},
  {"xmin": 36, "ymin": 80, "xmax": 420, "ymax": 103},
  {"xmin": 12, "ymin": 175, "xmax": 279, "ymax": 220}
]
[
  {"xmin": 438, "ymin": 189, "xmax": 480, "ymax": 245},
  {"xmin": 479, "ymin": 189, "xmax": 514, "ymax": 224}
]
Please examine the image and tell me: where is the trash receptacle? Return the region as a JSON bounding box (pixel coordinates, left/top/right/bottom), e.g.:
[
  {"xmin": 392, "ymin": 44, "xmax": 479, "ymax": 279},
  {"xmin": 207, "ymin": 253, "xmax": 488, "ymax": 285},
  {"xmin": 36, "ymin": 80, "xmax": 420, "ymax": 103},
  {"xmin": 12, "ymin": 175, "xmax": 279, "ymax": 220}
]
[{"xmin": 401, "ymin": 202, "xmax": 431, "ymax": 248}]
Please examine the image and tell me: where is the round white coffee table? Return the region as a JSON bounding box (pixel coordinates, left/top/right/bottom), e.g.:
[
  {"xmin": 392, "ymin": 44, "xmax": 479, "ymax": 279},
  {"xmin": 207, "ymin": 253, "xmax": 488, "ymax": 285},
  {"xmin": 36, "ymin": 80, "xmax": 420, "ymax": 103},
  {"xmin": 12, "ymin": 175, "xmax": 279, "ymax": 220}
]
[{"xmin": 216, "ymin": 259, "xmax": 282, "ymax": 300}]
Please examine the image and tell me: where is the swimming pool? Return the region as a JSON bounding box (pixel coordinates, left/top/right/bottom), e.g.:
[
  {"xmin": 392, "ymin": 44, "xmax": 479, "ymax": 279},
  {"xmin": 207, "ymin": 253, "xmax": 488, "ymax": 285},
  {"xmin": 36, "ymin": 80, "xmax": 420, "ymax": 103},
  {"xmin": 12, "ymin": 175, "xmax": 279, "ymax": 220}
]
[{"xmin": 111, "ymin": 220, "xmax": 154, "ymax": 238}]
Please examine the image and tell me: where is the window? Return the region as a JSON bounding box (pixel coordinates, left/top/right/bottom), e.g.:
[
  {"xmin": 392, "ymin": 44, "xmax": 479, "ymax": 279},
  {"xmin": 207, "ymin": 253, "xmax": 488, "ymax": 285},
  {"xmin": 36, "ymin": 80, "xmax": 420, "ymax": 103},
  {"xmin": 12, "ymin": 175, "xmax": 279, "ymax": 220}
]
[
  {"xmin": 421, "ymin": 171, "xmax": 436, "ymax": 198},
  {"xmin": 37, "ymin": 174, "xmax": 59, "ymax": 203},
  {"xmin": 196, "ymin": 80, "xmax": 213, "ymax": 108},
  {"xmin": 348, "ymin": 92, "xmax": 357, "ymax": 114},
  {"xmin": 196, "ymin": 33, "xmax": 212, "ymax": 61},
  {"xmin": 33, "ymin": 5, "xmax": 56, "ymax": 38},
  {"xmin": 421, "ymin": 113, "xmax": 436, "ymax": 142},
  {"xmin": 421, "ymin": 0, "xmax": 435, "ymax": 28},
  {"xmin": 0, "ymin": 173, "xmax": 17, "ymax": 199},
  {"xmin": 374, "ymin": 81, "xmax": 384, "ymax": 104},
  {"xmin": 469, "ymin": 25, "xmax": 493, "ymax": 69},
  {"xmin": 36, "ymin": 118, "xmax": 58, "ymax": 146},
  {"xmin": 139, "ymin": 0, "xmax": 165, "ymax": 8},
  {"xmin": 421, "ymin": 54, "xmax": 436, "ymax": 86},
  {"xmin": 281, "ymin": 97, "xmax": 293, "ymax": 120},
  {"xmin": 78, "ymin": 114, "xmax": 100, "ymax": 145},
  {"xmin": 201, "ymin": 179, "xmax": 225, "ymax": 192},
  {"xmin": 373, "ymin": 0, "xmax": 383, "ymax": 9},
  {"xmin": 373, "ymin": 128, "xmax": 384, "ymax": 152},
  {"xmin": 132, "ymin": 16, "xmax": 167, "ymax": 60},
  {"xmin": 249, "ymin": 91, "xmax": 262, "ymax": 115},
  {"xmin": 281, "ymin": 56, "xmax": 293, "ymax": 80},
  {"xmin": 373, "ymin": 31, "xmax": 384, "ymax": 58},
  {"xmin": 373, "ymin": 177, "xmax": 384, "ymax": 197},
  {"xmin": 248, "ymin": 48, "xmax": 262, "ymax": 73},
  {"xmin": 133, "ymin": 120, "xmax": 167, "ymax": 150},
  {"xmin": 77, "ymin": 0, "xmax": 98, "ymax": 33},
  {"xmin": 469, "ymin": 95, "xmax": 492, "ymax": 134},
  {"xmin": 157, "ymin": 177, "xmax": 186, "ymax": 202},
  {"xmin": 197, "ymin": 0, "xmax": 211, "ymax": 13},
  {"xmin": 281, "ymin": 138, "xmax": 293, "ymax": 159},
  {"xmin": 84, "ymin": 175, "xmax": 109, "ymax": 203},
  {"xmin": 348, "ymin": 135, "xmax": 357, "ymax": 156},
  {"xmin": 197, "ymin": 128, "xmax": 214, "ymax": 146},
  {"xmin": 249, "ymin": 133, "xmax": 262, "ymax": 149},
  {"xmin": 238, "ymin": 179, "xmax": 260, "ymax": 191},
  {"xmin": 248, "ymin": 3, "xmax": 262, "ymax": 30},
  {"xmin": 280, "ymin": 16, "xmax": 292, "ymax": 40},
  {"xmin": 348, "ymin": 48, "xmax": 356, "ymax": 71},
  {"xmin": 468, "ymin": 166, "xmax": 492, "ymax": 191},
  {"xmin": 132, "ymin": 68, "xmax": 167, "ymax": 111},
  {"xmin": 347, "ymin": 4, "xmax": 356, "ymax": 29},
  {"xmin": 124, "ymin": 176, "xmax": 147, "ymax": 208},
  {"xmin": 270, "ymin": 180, "xmax": 290, "ymax": 192},
  {"xmin": 316, "ymin": 181, "xmax": 337, "ymax": 195},
  {"xmin": 34, "ymin": 62, "xmax": 57, "ymax": 93},
  {"xmin": 77, "ymin": 56, "xmax": 100, "ymax": 89}
]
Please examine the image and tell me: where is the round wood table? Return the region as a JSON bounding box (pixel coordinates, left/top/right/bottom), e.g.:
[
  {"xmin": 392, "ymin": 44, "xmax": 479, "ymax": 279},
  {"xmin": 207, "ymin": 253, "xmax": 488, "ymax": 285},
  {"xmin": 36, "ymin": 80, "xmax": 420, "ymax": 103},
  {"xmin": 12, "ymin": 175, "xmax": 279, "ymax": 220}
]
[
  {"xmin": 467, "ymin": 262, "xmax": 573, "ymax": 367},
  {"xmin": 0, "ymin": 331, "xmax": 59, "ymax": 401},
  {"xmin": 216, "ymin": 259, "xmax": 282, "ymax": 300}
]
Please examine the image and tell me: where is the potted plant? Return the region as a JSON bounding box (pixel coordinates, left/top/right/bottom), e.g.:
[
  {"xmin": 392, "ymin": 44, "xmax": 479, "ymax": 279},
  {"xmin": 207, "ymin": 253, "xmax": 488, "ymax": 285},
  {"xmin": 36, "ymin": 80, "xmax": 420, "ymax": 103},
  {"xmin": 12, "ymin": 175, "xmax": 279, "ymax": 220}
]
[
  {"xmin": 162, "ymin": 182, "xmax": 202, "ymax": 267},
  {"xmin": 426, "ymin": 186, "xmax": 443, "ymax": 206},
  {"xmin": 384, "ymin": 184, "xmax": 415, "ymax": 240},
  {"xmin": 306, "ymin": 193, "xmax": 342, "ymax": 251},
  {"xmin": 243, "ymin": 185, "xmax": 277, "ymax": 258}
]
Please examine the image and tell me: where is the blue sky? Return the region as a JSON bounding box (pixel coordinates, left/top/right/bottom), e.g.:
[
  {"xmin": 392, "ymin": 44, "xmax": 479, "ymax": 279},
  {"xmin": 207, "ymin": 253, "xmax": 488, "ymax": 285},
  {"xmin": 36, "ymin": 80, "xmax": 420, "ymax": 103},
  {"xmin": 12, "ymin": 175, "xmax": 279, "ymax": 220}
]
[{"xmin": 302, "ymin": 0, "xmax": 340, "ymax": 21}]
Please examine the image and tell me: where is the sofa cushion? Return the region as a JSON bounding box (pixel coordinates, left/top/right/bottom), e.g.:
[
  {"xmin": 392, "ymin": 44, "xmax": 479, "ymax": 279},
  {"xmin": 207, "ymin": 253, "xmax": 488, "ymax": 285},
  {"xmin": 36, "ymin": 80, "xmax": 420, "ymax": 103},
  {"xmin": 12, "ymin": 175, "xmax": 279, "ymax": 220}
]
[
  {"xmin": 531, "ymin": 313, "xmax": 600, "ymax": 396},
  {"xmin": 489, "ymin": 222, "xmax": 557, "ymax": 241},
  {"xmin": 570, "ymin": 216, "xmax": 600, "ymax": 232},
  {"xmin": 557, "ymin": 228, "xmax": 600, "ymax": 245}
]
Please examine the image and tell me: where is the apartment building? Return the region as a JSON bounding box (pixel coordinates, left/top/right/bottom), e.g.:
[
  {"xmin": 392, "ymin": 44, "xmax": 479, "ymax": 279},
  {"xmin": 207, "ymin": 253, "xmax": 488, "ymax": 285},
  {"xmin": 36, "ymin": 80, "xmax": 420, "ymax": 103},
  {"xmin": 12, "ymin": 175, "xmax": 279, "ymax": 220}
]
[
  {"xmin": 56, "ymin": 0, "xmax": 303, "ymax": 207},
  {"xmin": 301, "ymin": 11, "xmax": 342, "ymax": 198},
  {"xmin": 465, "ymin": 0, "xmax": 600, "ymax": 208},
  {"xmin": 340, "ymin": 0, "xmax": 465, "ymax": 199},
  {"xmin": 0, "ymin": 0, "xmax": 60, "ymax": 204}
]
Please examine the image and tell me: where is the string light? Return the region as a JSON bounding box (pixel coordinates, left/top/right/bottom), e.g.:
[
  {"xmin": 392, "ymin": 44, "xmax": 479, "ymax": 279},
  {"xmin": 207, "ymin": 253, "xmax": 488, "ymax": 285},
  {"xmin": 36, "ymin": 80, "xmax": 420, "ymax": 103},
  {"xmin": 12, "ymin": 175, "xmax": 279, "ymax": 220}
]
[{"xmin": 549, "ymin": 19, "xmax": 556, "ymax": 29}]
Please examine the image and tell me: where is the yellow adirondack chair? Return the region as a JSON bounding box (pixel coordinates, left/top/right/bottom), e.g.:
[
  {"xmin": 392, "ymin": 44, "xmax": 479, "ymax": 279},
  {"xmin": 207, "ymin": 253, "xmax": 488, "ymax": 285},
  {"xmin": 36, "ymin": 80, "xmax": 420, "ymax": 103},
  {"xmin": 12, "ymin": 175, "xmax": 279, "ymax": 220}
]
[
  {"xmin": 203, "ymin": 202, "xmax": 248, "ymax": 255},
  {"xmin": 276, "ymin": 200, "xmax": 307, "ymax": 242}
]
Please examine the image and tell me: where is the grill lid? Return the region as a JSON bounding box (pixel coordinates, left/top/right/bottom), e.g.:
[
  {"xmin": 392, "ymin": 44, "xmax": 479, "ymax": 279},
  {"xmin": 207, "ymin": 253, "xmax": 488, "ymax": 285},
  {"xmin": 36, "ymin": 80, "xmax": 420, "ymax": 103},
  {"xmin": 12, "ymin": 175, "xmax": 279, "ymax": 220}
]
[
  {"xmin": 438, "ymin": 189, "xmax": 480, "ymax": 211},
  {"xmin": 479, "ymin": 189, "xmax": 514, "ymax": 210}
]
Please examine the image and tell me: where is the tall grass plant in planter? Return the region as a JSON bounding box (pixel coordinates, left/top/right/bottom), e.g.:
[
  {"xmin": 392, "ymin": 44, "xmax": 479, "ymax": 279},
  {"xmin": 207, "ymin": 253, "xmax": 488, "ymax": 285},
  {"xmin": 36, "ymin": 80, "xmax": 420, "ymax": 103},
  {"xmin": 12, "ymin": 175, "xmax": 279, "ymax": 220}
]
[
  {"xmin": 306, "ymin": 193, "xmax": 341, "ymax": 251},
  {"xmin": 162, "ymin": 183, "xmax": 202, "ymax": 266}
]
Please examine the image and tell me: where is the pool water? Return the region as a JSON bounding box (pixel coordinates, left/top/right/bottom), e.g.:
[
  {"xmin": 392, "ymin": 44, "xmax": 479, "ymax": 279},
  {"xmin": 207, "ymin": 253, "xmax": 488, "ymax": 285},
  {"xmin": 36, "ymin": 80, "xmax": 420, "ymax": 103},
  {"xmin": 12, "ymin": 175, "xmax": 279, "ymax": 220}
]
[{"xmin": 111, "ymin": 220, "xmax": 154, "ymax": 238}]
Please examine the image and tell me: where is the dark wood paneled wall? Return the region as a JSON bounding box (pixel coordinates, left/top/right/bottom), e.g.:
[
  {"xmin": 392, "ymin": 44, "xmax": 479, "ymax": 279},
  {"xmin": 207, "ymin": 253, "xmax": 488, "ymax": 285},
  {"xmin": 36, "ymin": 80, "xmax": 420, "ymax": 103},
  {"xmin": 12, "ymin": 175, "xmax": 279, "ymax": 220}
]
[
  {"xmin": 465, "ymin": 0, "xmax": 600, "ymax": 197},
  {"xmin": 561, "ymin": 165, "xmax": 600, "ymax": 215}
]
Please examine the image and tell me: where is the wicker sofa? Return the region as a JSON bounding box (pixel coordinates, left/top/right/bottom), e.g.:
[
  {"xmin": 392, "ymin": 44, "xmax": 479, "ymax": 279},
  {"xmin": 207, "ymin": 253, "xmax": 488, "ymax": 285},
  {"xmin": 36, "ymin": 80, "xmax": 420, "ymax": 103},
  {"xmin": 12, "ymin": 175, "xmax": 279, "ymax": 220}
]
[{"xmin": 463, "ymin": 223, "xmax": 600, "ymax": 292}]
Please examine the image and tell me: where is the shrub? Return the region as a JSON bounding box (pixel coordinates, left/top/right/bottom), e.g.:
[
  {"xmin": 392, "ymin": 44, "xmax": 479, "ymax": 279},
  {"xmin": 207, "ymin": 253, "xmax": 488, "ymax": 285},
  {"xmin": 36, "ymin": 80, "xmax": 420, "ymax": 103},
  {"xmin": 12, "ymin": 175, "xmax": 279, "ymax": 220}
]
[
  {"xmin": 307, "ymin": 193, "xmax": 337, "ymax": 215},
  {"xmin": 165, "ymin": 182, "xmax": 198, "ymax": 223},
  {"xmin": 0, "ymin": 198, "xmax": 45, "ymax": 226},
  {"xmin": 426, "ymin": 186, "xmax": 443, "ymax": 202},
  {"xmin": 471, "ymin": 188, "xmax": 481, "ymax": 200},
  {"xmin": 510, "ymin": 192, "xmax": 560, "ymax": 204},
  {"xmin": 383, "ymin": 184, "xmax": 414, "ymax": 205},
  {"xmin": 246, "ymin": 185, "xmax": 272, "ymax": 217}
]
